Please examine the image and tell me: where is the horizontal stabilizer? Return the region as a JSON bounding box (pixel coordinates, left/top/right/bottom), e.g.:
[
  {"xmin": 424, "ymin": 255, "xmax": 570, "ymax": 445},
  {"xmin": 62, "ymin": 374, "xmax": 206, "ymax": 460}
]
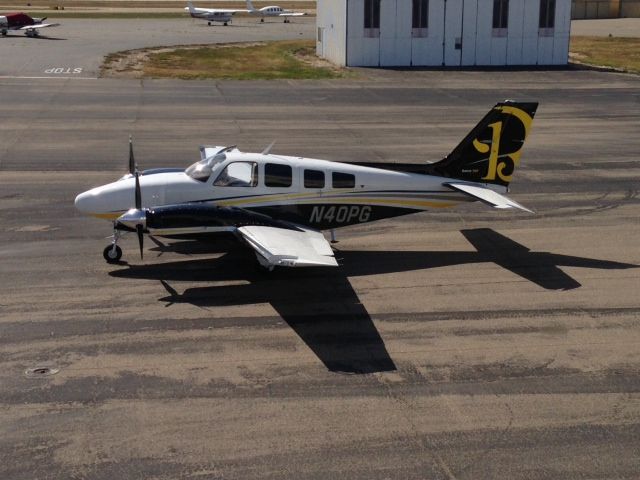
[
  {"xmin": 445, "ymin": 182, "xmax": 534, "ymax": 213},
  {"xmin": 237, "ymin": 225, "xmax": 338, "ymax": 268},
  {"xmin": 19, "ymin": 22, "xmax": 59, "ymax": 29}
]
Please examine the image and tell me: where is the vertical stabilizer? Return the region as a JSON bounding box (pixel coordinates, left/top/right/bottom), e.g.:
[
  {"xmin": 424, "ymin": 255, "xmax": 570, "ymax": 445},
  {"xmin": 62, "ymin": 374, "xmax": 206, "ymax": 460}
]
[{"xmin": 429, "ymin": 101, "xmax": 538, "ymax": 187}]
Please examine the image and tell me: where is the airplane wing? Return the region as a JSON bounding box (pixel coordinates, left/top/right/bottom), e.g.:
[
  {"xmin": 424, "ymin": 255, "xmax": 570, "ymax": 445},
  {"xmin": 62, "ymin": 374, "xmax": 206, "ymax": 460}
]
[
  {"xmin": 236, "ymin": 225, "xmax": 338, "ymax": 268},
  {"xmin": 19, "ymin": 22, "xmax": 59, "ymax": 29},
  {"xmin": 207, "ymin": 9, "xmax": 246, "ymax": 13},
  {"xmin": 184, "ymin": 7, "xmax": 247, "ymax": 13},
  {"xmin": 445, "ymin": 182, "xmax": 534, "ymax": 213},
  {"xmin": 278, "ymin": 12, "xmax": 306, "ymax": 17}
]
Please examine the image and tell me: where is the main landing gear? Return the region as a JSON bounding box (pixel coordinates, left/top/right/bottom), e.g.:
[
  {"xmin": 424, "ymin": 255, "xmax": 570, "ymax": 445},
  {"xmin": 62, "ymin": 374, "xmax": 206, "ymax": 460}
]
[{"xmin": 103, "ymin": 228, "xmax": 123, "ymax": 263}]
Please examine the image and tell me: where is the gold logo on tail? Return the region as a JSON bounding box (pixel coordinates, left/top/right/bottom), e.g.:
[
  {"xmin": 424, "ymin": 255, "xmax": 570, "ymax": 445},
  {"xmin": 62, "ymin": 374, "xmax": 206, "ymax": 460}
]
[{"xmin": 476, "ymin": 106, "xmax": 534, "ymax": 183}]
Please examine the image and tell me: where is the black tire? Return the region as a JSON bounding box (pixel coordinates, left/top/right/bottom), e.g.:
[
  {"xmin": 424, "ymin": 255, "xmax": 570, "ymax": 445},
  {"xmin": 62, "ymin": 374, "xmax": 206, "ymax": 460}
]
[
  {"xmin": 103, "ymin": 245, "xmax": 122, "ymax": 263},
  {"xmin": 260, "ymin": 18, "xmax": 264, "ymax": 22},
  {"xmin": 224, "ymin": 22, "xmax": 228, "ymax": 26},
  {"xmin": 1, "ymin": 30, "xmax": 7, "ymax": 36},
  {"xmin": 207, "ymin": 21, "xmax": 211, "ymax": 26}
]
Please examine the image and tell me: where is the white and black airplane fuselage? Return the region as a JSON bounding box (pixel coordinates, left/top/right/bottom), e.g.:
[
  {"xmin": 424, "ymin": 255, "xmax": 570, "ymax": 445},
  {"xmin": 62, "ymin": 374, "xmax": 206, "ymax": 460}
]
[{"xmin": 75, "ymin": 102, "xmax": 538, "ymax": 268}]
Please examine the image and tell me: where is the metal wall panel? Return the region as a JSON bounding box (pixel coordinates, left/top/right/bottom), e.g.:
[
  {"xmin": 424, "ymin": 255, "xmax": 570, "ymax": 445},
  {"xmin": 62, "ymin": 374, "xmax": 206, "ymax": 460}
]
[
  {"xmin": 521, "ymin": 0, "xmax": 539, "ymax": 64},
  {"xmin": 316, "ymin": 0, "xmax": 347, "ymax": 66},
  {"xmin": 394, "ymin": 0, "xmax": 413, "ymax": 66},
  {"xmin": 347, "ymin": 0, "xmax": 378, "ymax": 66},
  {"xmin": 490, "ymin": 37, "xmax": 508, "ymax": 65},
  {"xmin": 553, "ymin": 0, "xmax": 572, "ymax": 64},
  {"xmin": 381, "ymin": 0, "xmax": 411, "ymax": 66},
  {"xmin": 474, "ymin": 0, "xmax": 492, "ymax": 65},
  {"xmin": 461, "ymin": 0, "xmax": 478, "ymax": 65},
  {"xmin": 506, "ymin": 0, "xmax": 525, "ymax": 65},
  {"xmin": 412, "ymin": 0, "xmax": 445, "ymax": 66},
  {"xmin": 537, "ymin": 36, "xmax": 554, "ymax": 65},
  {"xmin": 444, "ymin": 0, "xmax": 463, "ymax": 65}
]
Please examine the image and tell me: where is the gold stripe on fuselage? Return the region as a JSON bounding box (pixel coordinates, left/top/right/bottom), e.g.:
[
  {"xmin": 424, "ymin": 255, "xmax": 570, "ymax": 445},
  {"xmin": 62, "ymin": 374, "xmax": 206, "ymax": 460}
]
[
  {"xmin": 88, "ymin": 192, "xmax": 463, "ymax": 221},
  {"xmin": 92, "ymin": 212, "xmax": 125, "ymax": 220}
]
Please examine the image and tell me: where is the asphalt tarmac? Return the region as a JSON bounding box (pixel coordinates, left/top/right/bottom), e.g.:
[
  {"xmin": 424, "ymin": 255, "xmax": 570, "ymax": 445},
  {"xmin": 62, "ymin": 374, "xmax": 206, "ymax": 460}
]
[
  {"xmin": 1, "ymin": 27, "xmax": 640, "ymax": 480},
  {"xmin": 0, "ymin": 17, "xmax": 315, "ymax": 78}
]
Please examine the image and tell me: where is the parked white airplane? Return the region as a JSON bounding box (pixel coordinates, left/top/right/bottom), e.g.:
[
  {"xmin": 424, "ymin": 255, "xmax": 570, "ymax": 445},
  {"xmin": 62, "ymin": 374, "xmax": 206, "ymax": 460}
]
[
  {"xmin": 245, "ymin": 0, "xmax": 306, "ymax": 22},
  {"xmin": 184, "ymin": 1, "xmax": 246, "ymax": 26},
  {"xmin": 75, "ymin": 101, "xmax": 538, "ymax": 269},
  {"xmin": 0, "ymin": 12, "xmax": 59, "ymax": 37}
]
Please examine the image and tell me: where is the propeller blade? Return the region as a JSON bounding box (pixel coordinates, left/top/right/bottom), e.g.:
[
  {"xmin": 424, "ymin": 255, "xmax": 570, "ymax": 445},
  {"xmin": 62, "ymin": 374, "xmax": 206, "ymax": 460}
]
[
  {"xmin": 134, "ymin": 171, "xmax": 142, "ymax": 210},
  {"xmin": 128, "ymin": 135, "xmax": 136, "ymax": 174},
  {"xmin": 136, "ymin": 224, "xmax": 144, "ymax": 259}
]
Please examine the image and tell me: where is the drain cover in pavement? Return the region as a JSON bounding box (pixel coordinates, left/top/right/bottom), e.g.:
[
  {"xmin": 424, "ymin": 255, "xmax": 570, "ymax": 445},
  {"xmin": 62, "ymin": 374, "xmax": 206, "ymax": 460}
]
[{"xmin": 25, "ymin": 366, "xmax": 60, "ymax": 378}]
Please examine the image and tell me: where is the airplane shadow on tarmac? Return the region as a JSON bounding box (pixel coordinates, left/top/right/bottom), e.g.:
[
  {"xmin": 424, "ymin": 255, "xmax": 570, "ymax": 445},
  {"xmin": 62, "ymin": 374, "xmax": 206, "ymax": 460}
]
[{"xmin": 110, "ymin": 228, "xmax": 637, "ymax": 374}]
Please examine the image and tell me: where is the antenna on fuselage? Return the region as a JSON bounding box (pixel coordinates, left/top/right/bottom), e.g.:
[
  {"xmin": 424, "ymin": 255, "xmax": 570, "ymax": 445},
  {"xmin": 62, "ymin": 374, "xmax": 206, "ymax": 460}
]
[{"xmin": 261, "ymin": 140, "xmax": 276, "ymax": 155}]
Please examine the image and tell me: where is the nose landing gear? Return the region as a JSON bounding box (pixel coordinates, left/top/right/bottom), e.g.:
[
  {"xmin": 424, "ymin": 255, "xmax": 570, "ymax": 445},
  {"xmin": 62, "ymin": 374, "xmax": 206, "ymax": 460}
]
[
  {"xmin": 103, "ymin": 227, "xmax": 123, "ymax": 263},
  {"xmin": 103, "ymin": 244, "xmax": 122, "ymax": 263}
]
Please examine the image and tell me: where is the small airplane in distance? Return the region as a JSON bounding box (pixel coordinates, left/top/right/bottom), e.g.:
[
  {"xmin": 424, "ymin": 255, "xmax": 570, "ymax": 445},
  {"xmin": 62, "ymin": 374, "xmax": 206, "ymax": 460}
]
[
  {"xmin": 184, "ymin": 1, "xmax": 245, "ymax": 26},
  {"xmin": 246, "ymin": 0, "xmax": 307, "ymax": 22},
  {"xmin": 75, "ymin": 101, "xmax": 538, "ymax": 269},
  {"xmin": 0, "ymin": 12, "xmax": 59, "ymax": 37}
]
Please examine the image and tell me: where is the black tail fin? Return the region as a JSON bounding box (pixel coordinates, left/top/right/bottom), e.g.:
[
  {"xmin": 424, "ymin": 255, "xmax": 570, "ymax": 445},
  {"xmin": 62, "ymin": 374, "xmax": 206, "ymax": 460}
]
[{"xmin": 428, "ymin": 101, "xmax": 538, "ymax": 187}]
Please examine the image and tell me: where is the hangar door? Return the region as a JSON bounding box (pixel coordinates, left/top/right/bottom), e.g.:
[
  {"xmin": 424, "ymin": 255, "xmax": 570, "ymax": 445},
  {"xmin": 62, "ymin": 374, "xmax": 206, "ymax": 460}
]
[{"xmin": 411, "ymin": 0, "xmax": 472, "ymax": 67}]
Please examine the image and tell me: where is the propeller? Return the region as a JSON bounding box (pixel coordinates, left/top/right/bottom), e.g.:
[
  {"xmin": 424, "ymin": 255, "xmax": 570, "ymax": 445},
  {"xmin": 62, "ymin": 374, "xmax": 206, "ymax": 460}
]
[
  {"xmin": 115, "ymin": 136, "xmax": 146, "ymax": 260},
  {"xmin": 128, "ymin": 135, "xmax": 137, "ymax": 175},
  {"xmin": 134, "ymin": 170, "xmax": 144, "ymax": 259}
]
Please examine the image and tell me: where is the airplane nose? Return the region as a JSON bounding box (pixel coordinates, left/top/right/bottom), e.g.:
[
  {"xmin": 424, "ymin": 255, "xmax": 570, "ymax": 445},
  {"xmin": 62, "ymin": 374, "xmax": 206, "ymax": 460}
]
[
  {"xmin": 75, "ymin": 190, "xmax": 96, "ymax": 214},
  {"xmin": 75, "ymin": 191, "xmax": 87, "ymax": 212}
]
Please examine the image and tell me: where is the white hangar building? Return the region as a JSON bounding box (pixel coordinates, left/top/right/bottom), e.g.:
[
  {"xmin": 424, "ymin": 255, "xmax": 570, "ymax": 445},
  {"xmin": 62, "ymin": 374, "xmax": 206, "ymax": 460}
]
[{"xmin": 316, "ymin": 0, "xmax": 572, "ymax": 67}]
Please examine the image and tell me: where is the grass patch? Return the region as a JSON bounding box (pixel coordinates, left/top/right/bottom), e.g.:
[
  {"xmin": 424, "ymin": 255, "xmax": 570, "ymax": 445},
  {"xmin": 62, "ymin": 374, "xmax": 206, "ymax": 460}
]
[
  {"xmin": 570, "ymin": 36, "xmax": 640, "ymax": 74},
  {"xmin": 142, "ymin": 40, "xmax": 344, "ymax": 80}
]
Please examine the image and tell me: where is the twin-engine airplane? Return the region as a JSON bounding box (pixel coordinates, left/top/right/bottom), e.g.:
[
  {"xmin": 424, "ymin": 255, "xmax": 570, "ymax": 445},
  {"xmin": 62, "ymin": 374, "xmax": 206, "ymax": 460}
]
[
  {"xmin": 75, "ymin": 101, "xmax": 538, "ymax": 269},
  {"xmin": 0, "ymin": 12, "xmax": 59, "ymax": 37},
  {"xmin": 246, "ymin": 0, "xmax": 306, "ymax": 23},
  {"xmin": 185, "ymin": 1, "xmax": 306, "ymax": 25}
]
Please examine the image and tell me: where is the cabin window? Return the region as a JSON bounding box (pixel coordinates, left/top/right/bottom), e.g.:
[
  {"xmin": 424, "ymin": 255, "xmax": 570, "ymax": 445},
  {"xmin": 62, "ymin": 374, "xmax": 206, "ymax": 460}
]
[
  {"xmin": 213, "ymin": 162, "xmax": 258, "ymax": 187},
  {"xmin": 265, "ymin": 163, "xmax": 292, "ymax": 188},
  {"xmin": 304, "ymin": 169, "xmax": 325, "ymax": 189},
  {"xmin": 332, "ymin": 172, "xmax": 355, "ymax": 189}
]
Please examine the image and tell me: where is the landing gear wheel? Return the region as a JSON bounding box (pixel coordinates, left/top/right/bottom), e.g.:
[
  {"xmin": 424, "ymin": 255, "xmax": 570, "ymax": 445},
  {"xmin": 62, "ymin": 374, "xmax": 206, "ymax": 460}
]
[
  {"xmin": 103, "ymin": 245, "xmax": 122, "ymax": 263},
  {"xmin": 260, "ymin": 18, "xmax": 264, "ymax": 22},
  {"xmin": 207, "ymin": 21, "xmax": 211, "ymax": 25},
  {"xmin": 224, "ymin": 22, "xmax": 228, "ymax": 26}
]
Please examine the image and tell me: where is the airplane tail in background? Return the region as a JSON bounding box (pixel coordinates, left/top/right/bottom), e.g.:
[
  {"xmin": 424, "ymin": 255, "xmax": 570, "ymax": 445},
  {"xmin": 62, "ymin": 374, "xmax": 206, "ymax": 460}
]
[
  {"xmin": 246, "ymin": 0, "xmax": 256, "ymax": 12},
  {"xmin": 186, "ymin": 1, "xmax": 195, "ymax": 13},
  {"xmin": 429, "ymin": 101, "xmax": 538, "ymax": 187}
]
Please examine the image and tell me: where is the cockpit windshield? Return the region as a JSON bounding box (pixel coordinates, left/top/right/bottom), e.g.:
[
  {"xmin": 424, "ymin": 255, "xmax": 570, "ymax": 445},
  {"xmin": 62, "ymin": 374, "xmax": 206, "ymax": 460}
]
[
  {"xmin": 185, "ymin": 146, "xmax": 235, "ymax": 182},
  {"xmin": 185, "ymin": 159, "xmax": 213, "ymax": 182}
]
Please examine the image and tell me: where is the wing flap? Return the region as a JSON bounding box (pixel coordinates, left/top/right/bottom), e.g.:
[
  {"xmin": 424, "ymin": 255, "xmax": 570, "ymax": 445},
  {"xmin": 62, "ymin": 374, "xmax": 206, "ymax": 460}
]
[
  {"xmin": 445, "ymin": 182, "xmax": 534, "ymax": 213},
  {"xmin": 237, "ymin": 225, "xmax": 338, "ymax": 268}
]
